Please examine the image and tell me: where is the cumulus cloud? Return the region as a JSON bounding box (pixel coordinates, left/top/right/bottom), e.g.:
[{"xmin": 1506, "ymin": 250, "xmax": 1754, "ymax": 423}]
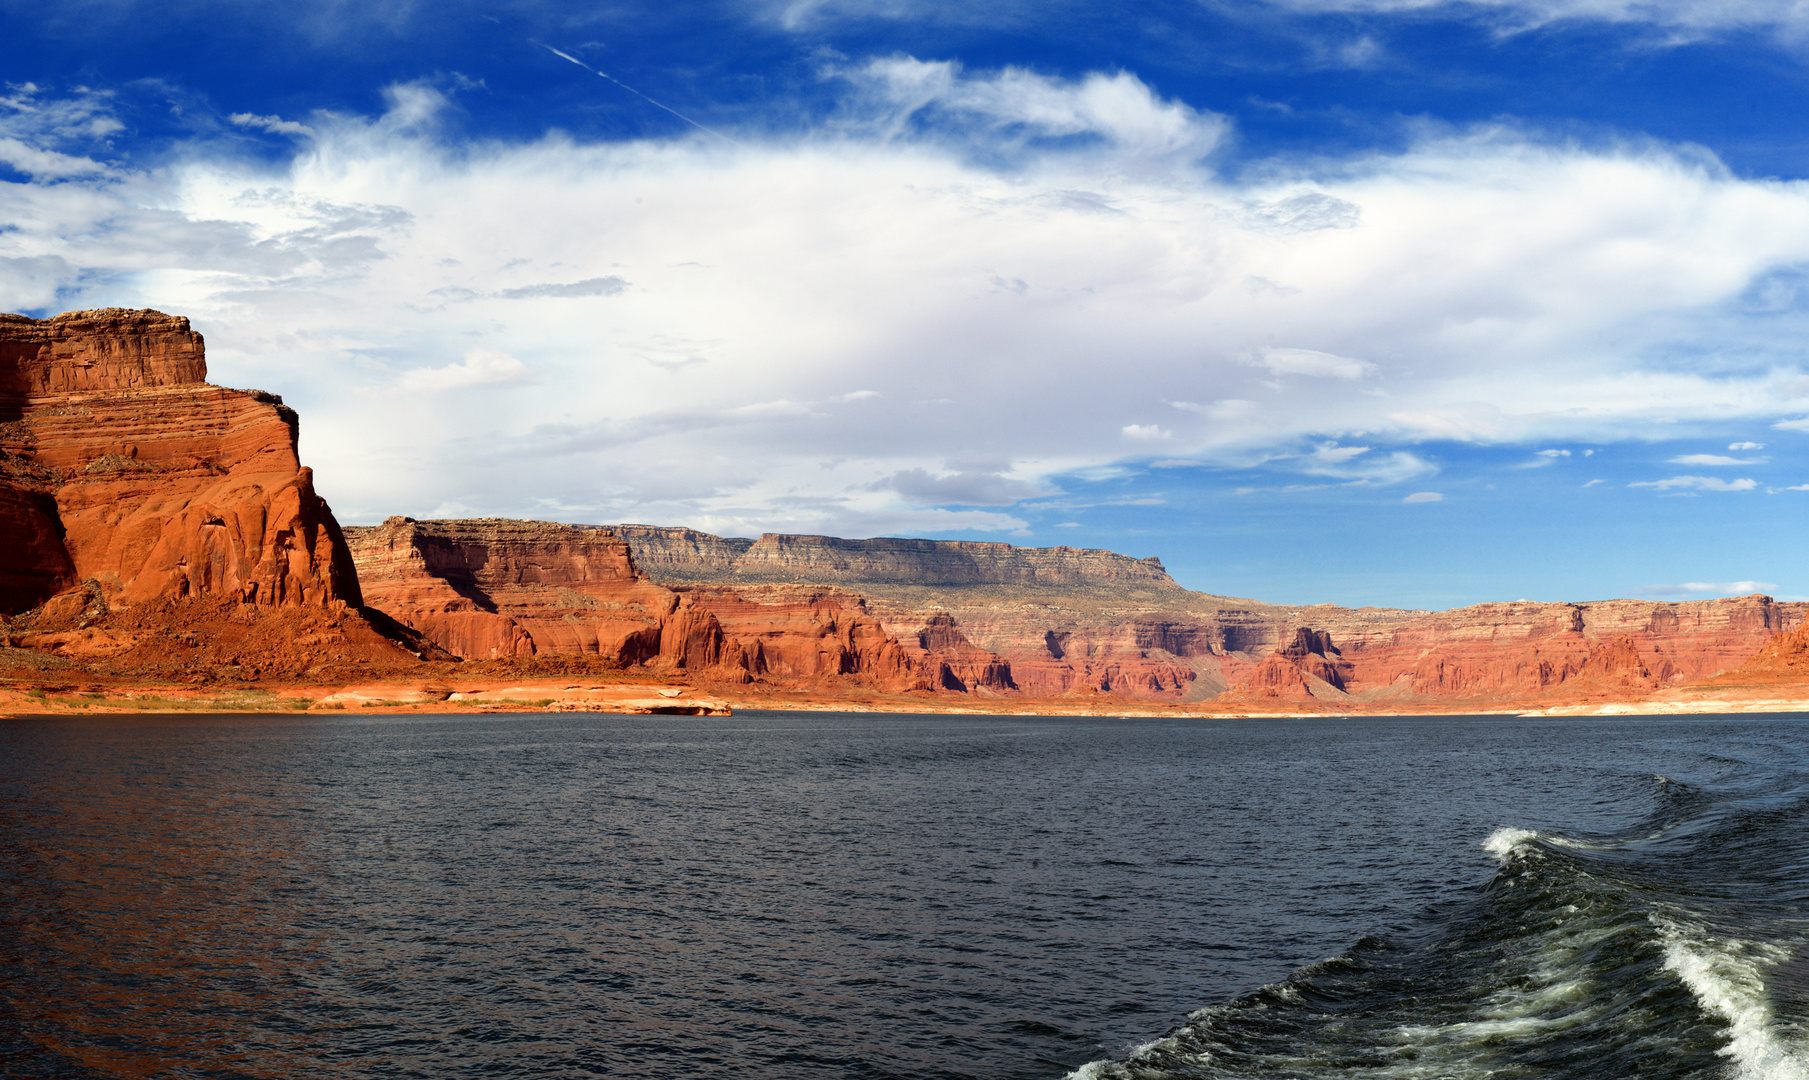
[
  {"xmin": 841, "ymin": 56, "xmax": 1228, "ymax": 165},
  {"xmin": 1403, "ymin": 491, "xmax": 1444, "ymax": 502},
  {"xmin": 10, "ymin": 72, "xmax": 1809, "ymax": 529},
  {"xmin": 1241, "ymin": 192, "xmax": 1361, "ymax": 233},
  {"xmin": 1628, "ymin": 475, "xmax": 1759, "ymax": 492},
  {"xmin": 1730, "ymin": 441, "xmax": 1764, "ymax": 450}
]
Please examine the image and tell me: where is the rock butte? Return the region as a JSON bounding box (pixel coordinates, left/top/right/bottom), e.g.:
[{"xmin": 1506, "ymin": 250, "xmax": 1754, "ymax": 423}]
[
  {"xmin": 0, "ymin": 310, "xmax": 429, "ymax": 677},
  {"xmin": 0, "ymin": 309, "xmax": 357, "ymax": 612},
  {"xmin": 2, "ymin": 308, "xmax": 1806, "ymax": 713}
]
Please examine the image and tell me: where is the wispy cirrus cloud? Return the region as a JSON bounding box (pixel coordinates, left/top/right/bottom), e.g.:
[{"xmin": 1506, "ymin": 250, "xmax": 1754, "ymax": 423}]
[
  {"xmin": 1669, "ymin": 453, "xmax": 1767, "ymax": 465},
  {"xmin": 1634, "ymin": 580, "xmax": 1780, "ymax": 599},
  {"xmin": 1628, "ymin": 475, "xmax": 1759, "ymax": 492}
]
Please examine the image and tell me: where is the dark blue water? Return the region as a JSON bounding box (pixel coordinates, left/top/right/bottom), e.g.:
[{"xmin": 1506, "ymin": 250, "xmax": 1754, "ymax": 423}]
[{"xmin": 2, "ymin": 711, "xmax": 1807, "ymax": 1079}]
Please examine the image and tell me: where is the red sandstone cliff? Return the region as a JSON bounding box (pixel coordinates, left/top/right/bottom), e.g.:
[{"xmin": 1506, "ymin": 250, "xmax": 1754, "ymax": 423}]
[
  {"xmin": 8, "ymin": 307, "xmax": 1787, "ymax": 712},
  {"xmin": 607, "ymin": 526, "xmax": 1803, "ymax": 705},
  {"xmin": 344, "ymin": 518, "xmax": 935, "ymax": 693},
  {"xmin": 0, "ymin": 309, "xmax": 359, "ymax": 614}
]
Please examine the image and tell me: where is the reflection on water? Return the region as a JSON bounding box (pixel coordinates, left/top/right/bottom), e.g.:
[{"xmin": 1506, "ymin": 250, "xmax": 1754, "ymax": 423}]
[
  {"xmin": 1, "ymin": 716, "xmax": 324, "ymax": 1078},
  {"xmin": 3, "ymin": 710, "xmax": 1804, "ymax": 1078}
]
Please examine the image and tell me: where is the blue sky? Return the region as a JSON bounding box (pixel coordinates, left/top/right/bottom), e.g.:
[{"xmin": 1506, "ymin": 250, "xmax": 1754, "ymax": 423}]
[{"xmin": 4, "ymin": 0, "xmax": 1809, "ymax": 608}]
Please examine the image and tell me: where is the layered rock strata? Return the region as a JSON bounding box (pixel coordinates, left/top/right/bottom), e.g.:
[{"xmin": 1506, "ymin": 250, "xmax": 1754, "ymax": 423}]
[
  {"xmin": 610, "ymin": 525, "xmax": 1178, "ymax": 589},
  {"xmin": 610, "ymin": 525, "xmax": 1804, "ymax": 704},
  {"xmin": 613, "ymin": 525, "xmax": 1233, "ymax": 699},
  {"xmin": 0, "ymin": 309, "xmax": 360, "ymax": 614},
  {"xmin": 344, "ymin": 518, "xmax": 932, "ymax": 692}
]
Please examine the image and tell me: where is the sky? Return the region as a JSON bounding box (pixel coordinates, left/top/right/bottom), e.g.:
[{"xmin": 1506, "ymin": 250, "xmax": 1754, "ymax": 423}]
[{"xmin": 3, "ymin": 0, "xmax": 1809, "ymax": 609}]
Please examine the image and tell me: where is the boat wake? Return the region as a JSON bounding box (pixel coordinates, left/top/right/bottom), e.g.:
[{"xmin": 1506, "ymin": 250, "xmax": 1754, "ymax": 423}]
[{"xmin": 1069, "ymin": 774, "xmax": 1809, "ymax": 1079}]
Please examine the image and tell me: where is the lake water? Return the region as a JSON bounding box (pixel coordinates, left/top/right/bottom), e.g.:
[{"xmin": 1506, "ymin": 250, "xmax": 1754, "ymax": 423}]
[{"xmin": 3, "ymin": 710, "xmax": 1808, "ymax": 1078}]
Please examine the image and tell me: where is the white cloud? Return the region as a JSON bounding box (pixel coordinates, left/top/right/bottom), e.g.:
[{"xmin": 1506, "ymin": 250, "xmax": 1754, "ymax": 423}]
[
  {"xmin": 494, "ymin": 276, "xmax": 628, "ymax": 300},
  {"xmin": 1255, "ymin": 346, "xmax": 1376, "ymax": 380},
  {"xmin": 1518, "ymin": 447, "xmax": 1570, "ymax": 467},
  {"xmin": 1669, "ymin": 453, "xmax": 1766, "ymax": 465},
  {"xmin": 1403, "ymin": 491, "xmax": 1444, "ymax": 502},
  {"xmin": 1264, "ymin": 0, "xmax": 1809, "ymax": 41},
  {"xmin": 230, "ymin": 112, "xmax": 316, "ymax": 139},
  {"xmin": 1776, "ymin": 418, "xmax": 1809, "ymax": 432},
  {"xmin": 1308, "ymin": 442, "xmax": 1370, "ymax": 465},
  {"xmin": 877, "ymin": 467, "xmax": 1052, "ymax": 505},
  {"xmin": 1297, "ymin": 444, "xmax": 1435, "ymax": 483},
  {"xmin": 1730, "ymin": 441, "xmax": 1764, "ymax": 450},
  {"xmin": 9, "ymin": 75, "xmax": 1809, "ymax": 529},
  {"xmin": 842, "ymin": 56, "xmax": 1227, "ymax": 165},
  {"xmin": 1635, "ymin": 580, "xmax": 1781, "ymax": 599},
  {"xmin": 0, "ymin": 137, "xmax": 111, "ymax": 179},
  {"xmin": 397, "ymin": 348, "xmax": 532, "ymax": 392},
  {"xmin": 1173, "ymin": 399, "xmax": 1259, "ymax": 420},
  {"xmin": 1628, "ymin": 475, "xmax": 1760, "ymax": 492}
]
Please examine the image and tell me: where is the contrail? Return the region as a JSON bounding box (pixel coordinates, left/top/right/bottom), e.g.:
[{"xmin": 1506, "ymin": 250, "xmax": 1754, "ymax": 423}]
[{"xmin": 540, "ymin": 43, "xmax": 740, "ymax": 147}]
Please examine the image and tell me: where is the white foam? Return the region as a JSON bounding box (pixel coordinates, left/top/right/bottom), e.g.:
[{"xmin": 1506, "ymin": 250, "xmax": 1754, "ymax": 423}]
[
  {"xmin": 1657, "ymin": 916, "xmax": 1809, "ymax": 1080},
  {"xmin": 1482, "ymin": 826, "xmax": 1542, "ymax": 862},
  {"xmin": 1063, "ymin": 1035, "xmax": 1188, "ymax": 1079}
]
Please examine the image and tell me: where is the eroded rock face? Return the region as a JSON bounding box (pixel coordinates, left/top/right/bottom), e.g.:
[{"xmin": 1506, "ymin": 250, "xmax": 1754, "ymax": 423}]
[
  {"xmin": 0, "ymin": 309, "xmax": 206, "ymax": 395},
  {"xmin": 0, "ymin": 309, "xmax": 360, "ymax": 615},
  {"xmin": 610, "ymin": 525, "xmax": 1805, "ymax": 704},
  {"xmin": 346, "ymin": 517, "xmax": 669, "ymax": 663},
  {"xmin": 1319, "ymin": 595, "xmax": 1797, "ymax": 699},
  {"xmin": 345, "ymin": 518, "xmax": 938, "ymax": 692}
]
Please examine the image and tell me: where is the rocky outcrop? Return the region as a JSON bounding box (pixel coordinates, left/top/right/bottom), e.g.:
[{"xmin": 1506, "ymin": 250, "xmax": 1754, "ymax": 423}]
[
  {"xmin": 345, "ymin": 518, "xmax": 940, "ymax": 693},
  {"xmin": 0, "ymin": 309, "xmax": 360, "ymax": 616},
  {"xmin": 608, "ymin": 525, "xmax": 1804, "ymax": 704},
  {"xmin": 345, "ymin": 517, "xmax": 667, "ymax": 662},
  {"xmin": 0, "ymin": 308, "xmax": 206, "ymax": 394},
  {"xmin": 1318, "ymin": 595, "xmax": 1797, "ymax": 700},
  {"xmin": 902, "ymin": 613, "xmax": 1017, "ymax": 693}
]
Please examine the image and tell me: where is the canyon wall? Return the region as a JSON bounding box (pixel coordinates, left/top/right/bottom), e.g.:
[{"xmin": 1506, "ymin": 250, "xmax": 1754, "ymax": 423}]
[
  {"xmin": 0, "ymin": 309, "xmax": 359, "ymax": 615},
  {"xmin": 5, "ymin": 308, "xmax": 1794, "ymax": 709},
  {"xmin": 610, "ymin": 525, "xmax": 1805, "ymax": 704},
  {"xmin": 344, "ymin": 518, "xmax": 937, "ymax": 693}
]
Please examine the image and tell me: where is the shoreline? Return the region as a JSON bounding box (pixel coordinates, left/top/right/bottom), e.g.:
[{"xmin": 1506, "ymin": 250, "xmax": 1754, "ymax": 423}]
[{"xmin": 3, "ymin": 674, "xmax": 1807, "ymax": 719}]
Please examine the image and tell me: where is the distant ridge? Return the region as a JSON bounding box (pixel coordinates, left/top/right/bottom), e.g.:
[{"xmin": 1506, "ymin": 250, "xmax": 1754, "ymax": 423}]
[{"xmin": 609, "ymin": 525, "xmax": 1181, "ymax": 590}]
